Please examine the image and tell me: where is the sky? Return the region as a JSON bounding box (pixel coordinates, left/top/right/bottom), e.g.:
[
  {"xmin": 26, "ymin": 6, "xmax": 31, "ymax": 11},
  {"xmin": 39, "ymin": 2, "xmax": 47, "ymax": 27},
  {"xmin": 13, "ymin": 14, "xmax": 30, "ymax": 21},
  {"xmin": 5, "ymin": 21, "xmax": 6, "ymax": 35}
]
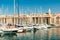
[{"xmin": 0, "ymin": 0, "xmax": 60, "ymax": 15}]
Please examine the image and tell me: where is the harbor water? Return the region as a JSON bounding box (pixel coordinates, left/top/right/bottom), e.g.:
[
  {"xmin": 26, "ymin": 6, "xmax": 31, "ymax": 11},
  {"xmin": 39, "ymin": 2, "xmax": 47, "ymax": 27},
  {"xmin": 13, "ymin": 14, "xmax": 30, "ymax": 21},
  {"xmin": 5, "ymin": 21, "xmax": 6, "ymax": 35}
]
[{"xmin": 0, "ymin": 27, "xmax": 60, "ymax": 40}]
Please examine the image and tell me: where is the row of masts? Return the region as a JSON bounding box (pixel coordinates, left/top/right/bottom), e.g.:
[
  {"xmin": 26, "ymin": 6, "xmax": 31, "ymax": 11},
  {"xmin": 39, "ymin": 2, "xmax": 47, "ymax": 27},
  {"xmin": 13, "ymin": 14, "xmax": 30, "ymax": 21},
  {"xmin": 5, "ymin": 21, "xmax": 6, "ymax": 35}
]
[
  {"xmin": 0, "ymin": 0, "xmax": 51, "ymax": 25},
  {"xmin": 13, "ymin": 0, "xmax": 44, "ymax": 25},
  {"xmin": 0, "ymin": 3, "xmax": 51, "ymax": 15}
]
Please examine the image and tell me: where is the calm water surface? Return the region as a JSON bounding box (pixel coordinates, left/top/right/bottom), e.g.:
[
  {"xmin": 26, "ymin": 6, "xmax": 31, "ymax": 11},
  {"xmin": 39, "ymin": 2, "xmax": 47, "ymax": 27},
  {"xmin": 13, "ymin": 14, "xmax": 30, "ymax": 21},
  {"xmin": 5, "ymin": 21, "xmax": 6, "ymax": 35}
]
[{"xmin": 0, "ymin": 28, "xmax": 60, "ymax": 40}]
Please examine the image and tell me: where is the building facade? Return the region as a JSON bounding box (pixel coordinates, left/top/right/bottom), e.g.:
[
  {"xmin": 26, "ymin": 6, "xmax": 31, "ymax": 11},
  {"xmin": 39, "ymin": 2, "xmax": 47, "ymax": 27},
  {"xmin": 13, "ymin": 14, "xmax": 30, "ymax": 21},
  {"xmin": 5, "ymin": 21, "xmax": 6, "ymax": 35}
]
[
  {"xmin": 0, "ymin": 13, "xmax": 60, "ymax": 25},
  {"xmin": 0, "ymin": 9, "xmax": 60, "ymax": 25}
]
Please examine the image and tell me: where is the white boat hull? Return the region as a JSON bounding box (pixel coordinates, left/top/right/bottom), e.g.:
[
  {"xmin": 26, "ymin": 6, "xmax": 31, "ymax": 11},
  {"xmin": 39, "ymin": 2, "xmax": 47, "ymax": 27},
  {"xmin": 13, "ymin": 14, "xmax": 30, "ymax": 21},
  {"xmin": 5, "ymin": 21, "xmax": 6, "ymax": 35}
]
[{"xmin": 17, "ymin": 29, "xmax": 23, "ymax": 33}]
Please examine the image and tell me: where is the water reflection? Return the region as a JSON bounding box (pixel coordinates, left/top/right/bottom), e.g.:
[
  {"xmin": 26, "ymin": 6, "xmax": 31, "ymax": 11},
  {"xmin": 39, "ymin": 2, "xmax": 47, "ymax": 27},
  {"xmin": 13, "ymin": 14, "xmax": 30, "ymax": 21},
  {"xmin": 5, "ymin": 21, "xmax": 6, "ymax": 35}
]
[
  {"xmin": 0, "ymin": 28, "xmax": 60, "ymax": 40},
  {"xmin": 3, "ymin": 32, "xmax": 17, "ymax": 40}
]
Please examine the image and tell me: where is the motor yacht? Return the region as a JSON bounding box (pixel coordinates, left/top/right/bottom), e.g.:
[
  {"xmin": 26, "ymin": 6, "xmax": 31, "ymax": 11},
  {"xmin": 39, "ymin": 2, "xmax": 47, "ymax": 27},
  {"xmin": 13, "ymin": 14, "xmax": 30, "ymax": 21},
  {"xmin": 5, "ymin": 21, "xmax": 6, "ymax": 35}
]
[{"xmin": 16, "ymin": 24, "xmax": 26, "ymax": 33}]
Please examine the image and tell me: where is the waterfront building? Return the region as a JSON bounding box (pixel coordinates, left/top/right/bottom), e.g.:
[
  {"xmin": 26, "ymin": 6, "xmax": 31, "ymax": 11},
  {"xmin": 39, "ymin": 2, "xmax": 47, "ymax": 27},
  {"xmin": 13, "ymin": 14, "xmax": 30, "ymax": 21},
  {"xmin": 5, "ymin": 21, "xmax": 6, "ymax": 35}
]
[{"xmin": 0, "ymin": 9, "xmax": 60, "ymax": 25}]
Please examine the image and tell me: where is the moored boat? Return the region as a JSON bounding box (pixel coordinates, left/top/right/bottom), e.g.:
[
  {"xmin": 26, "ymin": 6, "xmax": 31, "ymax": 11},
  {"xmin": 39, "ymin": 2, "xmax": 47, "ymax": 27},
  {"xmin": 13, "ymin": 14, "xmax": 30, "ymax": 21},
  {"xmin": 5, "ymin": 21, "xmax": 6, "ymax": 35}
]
[
  {"xmin": 24, "ymin": 25, "xmax": 33, "ymax": 32},
  {"xmin": 16, "ymin": 25, "xmax": 26, "ymax": 33},
  {"xmin": 3, "ymin": 28, "xmax": 18, "ymax": 33},
  {"xmin": 2, "ymin": 24, "xmax": 18, "ymax": 34}
]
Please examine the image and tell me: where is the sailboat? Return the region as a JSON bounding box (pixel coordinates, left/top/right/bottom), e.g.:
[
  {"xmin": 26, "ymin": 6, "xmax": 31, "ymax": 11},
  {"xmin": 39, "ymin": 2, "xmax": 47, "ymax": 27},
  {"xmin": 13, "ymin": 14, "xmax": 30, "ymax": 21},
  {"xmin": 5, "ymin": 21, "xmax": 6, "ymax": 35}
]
[
  {"xmin": 32, "ymin": 8, "xmax": 39, "ymax": 33},
  {"xmin": 3, "ymin": 0, "xmax": 18, "ymax": 33},
  {"xmin": 23, "ymin": 8, "xmax": 33, "ymax": 32},
  {"xmin": 0, "ymin": 7, "xmax": 4, "ymax": 35},
  {"xmin": 39, "ymin": 8, "xmax": 52, "ymax": 30},
  {"xmin": 39, "ymin": 7, "xmax": 47, "ymax": 30},
  {"xmin": 14, "ymin": 0, "xmax": 26, "ymax": 33}
]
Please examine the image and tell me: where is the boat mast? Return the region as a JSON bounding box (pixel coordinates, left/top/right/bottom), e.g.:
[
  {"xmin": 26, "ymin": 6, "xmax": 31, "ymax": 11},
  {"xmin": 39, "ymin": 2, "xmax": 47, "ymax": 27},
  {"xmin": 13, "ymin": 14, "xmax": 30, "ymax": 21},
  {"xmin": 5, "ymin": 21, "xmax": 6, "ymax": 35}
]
[
  {"xmin": 35, "ymin": 8, "xmax": 36, "ymax": 24},
  {"xmin": 14, "ymin": 0, "xmax": 15, "ymax": 24},
  {"xmin": 40, "ymin": 7, "xmax": 43, "ymax": 24},
  {"xmin": 14, "ymin": 0, "xmax": 15, "ymax": 15},
  {"xmin": 17, "ymin": 0, "xmax": 20, "ymax": 25},
  {"xmin": 35, "ymin": 8, "xmax": 37, "ymax": 14}
]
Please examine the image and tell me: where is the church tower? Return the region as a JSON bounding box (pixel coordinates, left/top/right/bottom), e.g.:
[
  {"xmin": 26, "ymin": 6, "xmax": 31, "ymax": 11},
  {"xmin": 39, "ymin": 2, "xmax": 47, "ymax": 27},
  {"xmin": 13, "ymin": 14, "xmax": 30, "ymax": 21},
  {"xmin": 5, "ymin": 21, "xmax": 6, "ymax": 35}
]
[{"xmin": 48, "ymin": 8, "xmax": 51, "ymax": 15}]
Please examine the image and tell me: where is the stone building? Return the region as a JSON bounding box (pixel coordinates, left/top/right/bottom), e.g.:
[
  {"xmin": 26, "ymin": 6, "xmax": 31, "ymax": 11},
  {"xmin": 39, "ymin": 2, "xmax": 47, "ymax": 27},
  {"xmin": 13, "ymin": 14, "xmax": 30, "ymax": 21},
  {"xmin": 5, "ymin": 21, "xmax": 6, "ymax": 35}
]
[{"xmin": 0, "ymin": 9, "xmax": 60, "ymax": 25}]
